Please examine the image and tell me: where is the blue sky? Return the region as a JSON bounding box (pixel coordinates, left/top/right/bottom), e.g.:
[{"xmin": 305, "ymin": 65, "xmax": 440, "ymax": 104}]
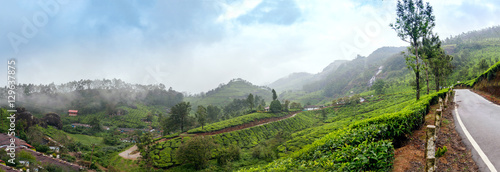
[{"xmin": 1, "ymin": 0, "xmax": 500, "ymax": 93}]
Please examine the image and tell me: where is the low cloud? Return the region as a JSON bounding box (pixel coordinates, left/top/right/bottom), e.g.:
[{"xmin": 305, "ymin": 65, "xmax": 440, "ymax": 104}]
[{"xmin": 1, "ymin": 0, "xmax": 499, "ymax": 93}]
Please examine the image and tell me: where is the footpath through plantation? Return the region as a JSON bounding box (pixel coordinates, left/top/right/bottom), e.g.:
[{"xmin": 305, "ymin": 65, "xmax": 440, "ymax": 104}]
[
  {"xmin": 157, "ymin": 111, "xmax": 299, "ymax": 142},
  {"xmin": 120, "ymin": 111, "xmax": 302, "ymax": 159}
]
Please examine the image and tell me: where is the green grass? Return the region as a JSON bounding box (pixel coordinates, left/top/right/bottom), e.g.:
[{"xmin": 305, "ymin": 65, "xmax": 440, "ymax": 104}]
[
  {"xmin": 69, "ymin": 103, "xmax": 162, "ymax": 129},
  {"xmin": 187, "ymin": 112, "xmax": 289, "ymax": 134},
  {"xmin": 66, "ymin": 133, "xmax": 104, "ymax": 146}
]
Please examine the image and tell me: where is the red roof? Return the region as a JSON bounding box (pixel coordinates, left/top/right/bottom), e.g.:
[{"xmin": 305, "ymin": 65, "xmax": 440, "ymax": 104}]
[{"xmin": 68, "ymin": 110, "xmax": 78, "ymax": 113}]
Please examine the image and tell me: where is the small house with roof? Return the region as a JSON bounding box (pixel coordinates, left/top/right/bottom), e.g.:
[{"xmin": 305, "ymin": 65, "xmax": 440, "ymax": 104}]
[{"xmin": 68, "ymin": 110, "xmax": 78, "ymax": 116}]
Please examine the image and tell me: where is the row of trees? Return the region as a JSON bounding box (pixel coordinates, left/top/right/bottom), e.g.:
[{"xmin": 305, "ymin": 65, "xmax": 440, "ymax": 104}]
[
  {"xmin": 161, "ymin": 89, "xmax": 295, "ymax": 134},
  {"xmin": 222, "ymin": 94, "xmax": 266, "ymax": 120},
  {"xmin": 391, "ymin": 0, "xmax": 453, "ymax": 100},
  {"xmin": 0, "ymin": 79, "xmax": 184, "ymax": 116}
]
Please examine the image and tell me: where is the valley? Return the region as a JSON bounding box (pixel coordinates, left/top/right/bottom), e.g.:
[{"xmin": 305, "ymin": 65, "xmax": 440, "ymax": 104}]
[{"xmin": 1, "ymin": 1, "xmax": 500, "ymax": 172}]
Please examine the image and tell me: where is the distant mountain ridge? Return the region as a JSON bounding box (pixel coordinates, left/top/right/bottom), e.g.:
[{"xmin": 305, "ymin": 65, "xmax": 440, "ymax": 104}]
[
  {"xmin": 268, "ymin": 47, "xmax": 406, "ymax": 93},
  {"xmin": 268, "ymin": 60, "xmax": 348, "ymax": 92}
]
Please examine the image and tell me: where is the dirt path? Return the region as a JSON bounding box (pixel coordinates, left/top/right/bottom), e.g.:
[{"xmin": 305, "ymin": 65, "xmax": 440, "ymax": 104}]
[
  {"xmin": 196, "ymin": 112, "xmax": 299, "ymax": 136},
  {"xmin": 122, "ymin": 110, "xmax": 315, "ymax": 160},
  {"xmin": 153, "ymin": 111, "xmax": 301, "ymax": 144},
  {"xmin": 119, "ymin": 145, "xmax": 141, "ymax": 160},
  {"xmin": 121, "ymin": 112, "xmax": 302, "ymax": 159},
  {"xmin": 255, "ymin": 112, "xmax": 297, "ymax": 127}
]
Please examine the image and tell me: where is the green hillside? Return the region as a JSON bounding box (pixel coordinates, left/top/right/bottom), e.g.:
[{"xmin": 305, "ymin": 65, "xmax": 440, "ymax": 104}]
[
  {"xmin": 185, "ymin": 78, "xmax": 273, "ymax": 108},
  {"xmin": 277, "ymin": 46, "xmax": 408, "ymax": 105}
]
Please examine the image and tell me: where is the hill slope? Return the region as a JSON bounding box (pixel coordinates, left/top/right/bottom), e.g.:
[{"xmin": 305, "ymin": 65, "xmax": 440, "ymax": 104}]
[
  {"xmin": 185, "ymin": 78, "xmax": 272, "ymax": 108},
  {"xmin": 268, "ymin": 60, "xmax": 349, "ymax": 92},
  {"xmin": 274, "ymin": 46, "xmax": 406, "ymax": 105}
]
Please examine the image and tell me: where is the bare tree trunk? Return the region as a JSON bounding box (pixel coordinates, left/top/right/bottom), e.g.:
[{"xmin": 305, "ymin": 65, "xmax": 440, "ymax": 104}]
[
  {"xmin": 435, "ymin": 76, "xmax": 440, "ymax": 92},
  {"xmin": 416, "ymin": 45, "xmax": 421, "ymax": 100},
  {"xmin": 425, "ymin": 62, "xmax": 430, "ymax": 95}
]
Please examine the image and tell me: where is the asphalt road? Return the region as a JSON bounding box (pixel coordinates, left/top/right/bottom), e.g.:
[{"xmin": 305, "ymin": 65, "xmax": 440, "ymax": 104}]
[{"xmin": 454, "ymin": 89, "xmax": 500, "ymax": 172}]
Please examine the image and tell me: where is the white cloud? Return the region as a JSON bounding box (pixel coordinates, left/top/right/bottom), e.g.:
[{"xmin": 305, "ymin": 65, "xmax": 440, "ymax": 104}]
[
  {"xmin": 217, "ymin": 0, "xmax": 263, "ymax": 22},
  {"xmin": 2, "ymin": 0, "xmax": 500, "ymax": 93}
]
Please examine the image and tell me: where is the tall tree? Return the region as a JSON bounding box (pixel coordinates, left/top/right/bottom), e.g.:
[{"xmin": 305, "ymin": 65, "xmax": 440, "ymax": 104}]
[
  {"xmin": 390, "ymin": 0, "xmax": 435, "ymax": 100},
  {"xmin": 272, "ymin": 89, "xmax": 278, "ymax": 101},
  {"xmin": 89, "ymin": 116, "xmax": 102, "ymax": 132},
  {"xmin": 260, "ymin": 99, "xmax": 266, "ymax": 108},
  {"xmin": 429, "ymin": 49, "xmax": 453, "ymax": 91},
  {"xmin": 195, "ymin": 105, "xmax": 207, "ymax": 129},
  {"xmin": 157, "ymin": 112, "xmax": 164, "ymax": 131},
  {"xmin": 372, "ymin": 79, "xmax": 386, "ymax": 95},
  {"xmin": 247, "ymin": 93, "xmax": 254, "ymax": 111},
  {"xmin": 138, "ymin": 132, "xmax": 154, "ymax": 169},
  {"xmin": 254, "ymin": 95, "xmax": 262, "ymax": 109},
  {"xmin": 206, "ymin": 105, "xmax": 221, "ymax": 122},
  {"xmin": 420, "ymin": 32, "xmax": 453, "ymax": 92},
  {"xmin": 419, "ymin": 32, "xmax": 441, "ymax": 94},
  {"xmin": 169, "ymin": 102, "xmax": 191, "ymax": 132},
  {"xmin": 283, "ymin": 100, "xmax": 290, "ymax": 112}
]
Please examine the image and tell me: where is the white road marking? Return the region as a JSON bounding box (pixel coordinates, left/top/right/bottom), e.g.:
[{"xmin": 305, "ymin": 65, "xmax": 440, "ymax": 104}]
[{"xmin": 455, "ymin": 106, "xmax": 497, "ymax": 172}]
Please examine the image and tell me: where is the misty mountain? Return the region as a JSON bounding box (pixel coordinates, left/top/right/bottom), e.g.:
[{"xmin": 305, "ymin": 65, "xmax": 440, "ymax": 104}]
[
  {"xmin": 267, "ymin": 72, "xmax": 315, "ymax": 92},
  {"xmin": 185, "ymin": 78, "xmax": 272, "ymax": 108},
  {"xmin": 305, "ymin": 47, "xmax": 406, "ymax": 96},
  {"xmin": 268, "ymin": 60, "xmax": 348, "ymax": 92},
  {"xmin": 270, "ymin": 47, "xmax": 406, "ymax": 97},
  {"xmin": 0, "ymin": 79, "xmax": 183, "ymax": 116}
]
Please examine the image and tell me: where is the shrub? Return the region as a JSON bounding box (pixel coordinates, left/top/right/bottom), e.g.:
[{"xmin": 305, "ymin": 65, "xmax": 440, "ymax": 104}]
[
  {"xmin": 251, "ymin": 141, "xmax": 279, "ymax": 161},
  {"xmin": 18, "ymin": 150, "xmax": 36, "ymax": 162},
  {"xmin": 436, "ymin": 146, "xmax": 447, "ymax": 158},
  {"xmin": 217, "ymin": 144, "xmax": 241, "ymax": 165},
  {"xmin": 251, "ymin": 144, "xmax": 275, "ymax": 161},
  {"xmin": 103, "ymin": 134, "xmax": 120, "ymax": 145},
  {"xmin": 61, "ymin": 154, "xmax": 76, "ymax": 162},
  {"xmin": 175, "ymin": 136, "xmax": 216, "ymax": 169},
  {"xmin": 33, "ymin": 144, "xmax": 49, "ymax": 153},
  {"xmin": 270, "ymin": 100, "xmax": 282, "ymax": 113}
]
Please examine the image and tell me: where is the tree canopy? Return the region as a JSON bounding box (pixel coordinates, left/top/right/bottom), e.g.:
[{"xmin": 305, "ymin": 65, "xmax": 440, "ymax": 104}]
[
  {"xmin": 195, "ymin": 105, "xmax": 207, "ymax": 129},
  {"xmin": 169, "ymin": 102, "xmax": 191, "ymax": 132},
  {"xmin": 372, "ymin": 79, "xmax": 386, "ymax": 95},
  {"xmin": 390, "ymin": 0, "xmax": 436, "ymax": 100},
  {"xmin": 247, "ymin": 94, "xmax": 254, "ymax": 111}
]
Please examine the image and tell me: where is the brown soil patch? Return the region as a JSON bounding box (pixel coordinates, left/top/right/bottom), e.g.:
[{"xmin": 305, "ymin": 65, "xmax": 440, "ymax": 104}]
[
  {"xmin": 435, "ymin": 102, "xmax": 478, "ymax": 171},
  {"xmin": 155, "ymin": 111, "xmax": 300, "ymax": 144},
  {"xmin": 392, "ymin": 128, "xmax": 425, "ymax": 172},
  {"xmin": 393, "ymin": 95, "xmax": 479, "ymax": 172}
]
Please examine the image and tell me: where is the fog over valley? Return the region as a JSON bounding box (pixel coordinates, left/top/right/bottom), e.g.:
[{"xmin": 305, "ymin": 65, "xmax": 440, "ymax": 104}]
[{"xmin": 1, "ymin": 0, "xmax": 499, "ymax": 93}]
